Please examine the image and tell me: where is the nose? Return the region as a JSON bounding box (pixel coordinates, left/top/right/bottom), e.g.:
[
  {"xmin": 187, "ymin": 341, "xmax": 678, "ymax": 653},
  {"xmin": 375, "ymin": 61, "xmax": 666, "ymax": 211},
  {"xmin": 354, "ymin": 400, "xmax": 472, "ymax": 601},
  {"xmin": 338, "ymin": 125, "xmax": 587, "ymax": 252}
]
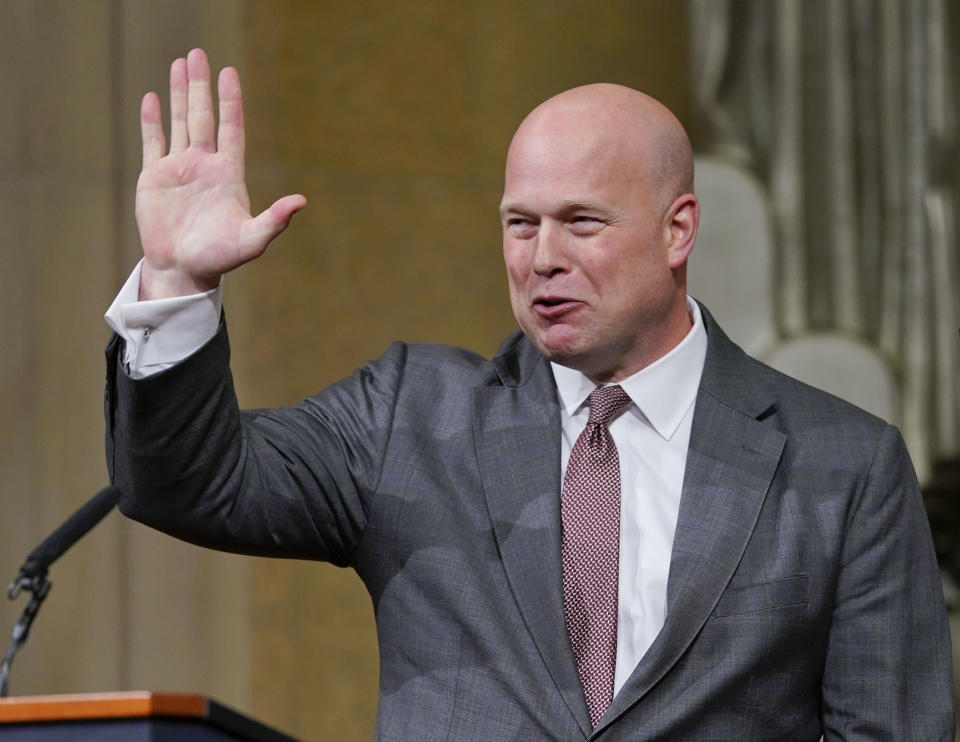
[{"xmin": 532, "ymin": 221, "xmax": 568, "ymax": 277}]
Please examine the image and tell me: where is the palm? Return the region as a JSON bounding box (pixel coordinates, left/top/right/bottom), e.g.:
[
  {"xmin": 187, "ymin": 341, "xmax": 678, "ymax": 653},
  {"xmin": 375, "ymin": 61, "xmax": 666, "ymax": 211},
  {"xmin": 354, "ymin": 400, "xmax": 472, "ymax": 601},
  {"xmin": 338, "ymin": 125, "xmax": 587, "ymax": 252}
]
[
  {"xmin": 137, "ymin": 148, "xmax": 253, "ymax": 279},
  {"xmin": 135, "ymin": 49, "xmax": 304, "ymax": 299}
]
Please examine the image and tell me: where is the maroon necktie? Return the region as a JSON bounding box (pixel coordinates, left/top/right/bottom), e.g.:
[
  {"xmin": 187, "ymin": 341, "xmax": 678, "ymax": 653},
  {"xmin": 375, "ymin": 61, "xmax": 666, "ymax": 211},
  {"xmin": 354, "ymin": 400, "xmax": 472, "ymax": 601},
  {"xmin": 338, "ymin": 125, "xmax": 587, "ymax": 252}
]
[{"xmin": 561, "ymin": 385, "xmax": 632, "ymax": 728}]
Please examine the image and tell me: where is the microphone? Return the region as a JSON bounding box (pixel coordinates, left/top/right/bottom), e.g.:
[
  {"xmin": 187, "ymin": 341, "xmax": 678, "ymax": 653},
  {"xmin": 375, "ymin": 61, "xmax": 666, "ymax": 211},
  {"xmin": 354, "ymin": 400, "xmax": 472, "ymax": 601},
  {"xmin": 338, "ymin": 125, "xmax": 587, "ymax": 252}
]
[
  {"xmin": 1, "ymin": 485, "xmax": 121, "ymax": 697},
  {"xmin": 9, "ymin": 485, "xmax": 121, "ymax": 593}
]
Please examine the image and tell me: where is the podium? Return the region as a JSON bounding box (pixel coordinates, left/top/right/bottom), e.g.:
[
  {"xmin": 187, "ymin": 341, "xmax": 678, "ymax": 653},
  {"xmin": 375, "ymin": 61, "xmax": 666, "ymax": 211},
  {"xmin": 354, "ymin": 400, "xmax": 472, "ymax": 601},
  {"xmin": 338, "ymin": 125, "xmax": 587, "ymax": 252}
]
[{"xmin": 0, "ymin": 691, "xmax": 302, "ymax": 741}]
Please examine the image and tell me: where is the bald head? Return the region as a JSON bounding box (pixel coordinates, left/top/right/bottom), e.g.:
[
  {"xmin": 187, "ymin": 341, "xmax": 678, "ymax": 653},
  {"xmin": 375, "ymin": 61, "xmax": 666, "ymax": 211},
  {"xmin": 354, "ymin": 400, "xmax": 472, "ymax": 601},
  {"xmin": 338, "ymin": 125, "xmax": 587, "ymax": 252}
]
[
  {"xmin": 506, "ymin": 84, "xmax": 694, "ymax": 215},
  {"xmin": 500, "ymin": 84, "xmax": 700, "ymax": 380}
]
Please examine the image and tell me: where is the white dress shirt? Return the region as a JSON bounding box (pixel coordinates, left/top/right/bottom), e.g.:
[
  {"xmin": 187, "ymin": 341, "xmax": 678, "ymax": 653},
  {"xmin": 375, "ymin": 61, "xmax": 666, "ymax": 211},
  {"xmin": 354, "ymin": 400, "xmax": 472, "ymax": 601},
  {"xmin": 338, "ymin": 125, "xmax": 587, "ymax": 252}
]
[
  {"xmin": 551, "ymin": 298, "xmax": 707, "ymax": 695},
  {"xmin": 105, "ymin": 265, "xmax": 708, "ymax": 696}
]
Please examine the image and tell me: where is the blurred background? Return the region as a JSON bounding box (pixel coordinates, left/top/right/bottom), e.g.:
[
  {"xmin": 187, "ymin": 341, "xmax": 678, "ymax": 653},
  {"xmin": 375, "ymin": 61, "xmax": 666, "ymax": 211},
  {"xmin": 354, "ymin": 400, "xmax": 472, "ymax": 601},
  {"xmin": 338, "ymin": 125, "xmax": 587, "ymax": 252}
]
[{"xmin": 1, "ymin": 1, "xmax": 958, "ymax": 739}]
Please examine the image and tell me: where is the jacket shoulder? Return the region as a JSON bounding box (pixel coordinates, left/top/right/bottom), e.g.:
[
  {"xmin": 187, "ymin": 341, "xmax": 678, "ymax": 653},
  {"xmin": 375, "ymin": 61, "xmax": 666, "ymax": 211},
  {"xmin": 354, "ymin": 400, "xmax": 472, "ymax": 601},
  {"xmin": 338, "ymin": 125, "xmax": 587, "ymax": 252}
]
[{"xmin": 698, "ymin": 306, "xmax": 890, "ymax": 442}]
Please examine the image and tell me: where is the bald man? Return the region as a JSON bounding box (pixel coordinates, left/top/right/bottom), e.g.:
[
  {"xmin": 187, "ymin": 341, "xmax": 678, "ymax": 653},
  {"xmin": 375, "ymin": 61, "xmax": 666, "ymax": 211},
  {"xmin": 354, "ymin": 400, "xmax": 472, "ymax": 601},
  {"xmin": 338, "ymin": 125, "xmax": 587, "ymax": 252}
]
[{"xmin": 106, "ymin": 50, "xmax": 954, "ymax": 740}]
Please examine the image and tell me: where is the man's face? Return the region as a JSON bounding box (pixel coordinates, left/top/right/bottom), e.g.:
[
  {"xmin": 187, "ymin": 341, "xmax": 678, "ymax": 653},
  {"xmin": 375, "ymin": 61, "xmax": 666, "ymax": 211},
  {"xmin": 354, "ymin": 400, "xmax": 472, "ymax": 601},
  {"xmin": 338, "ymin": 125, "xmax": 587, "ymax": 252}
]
[{"xmin": 500, "ymin": 117, "xmax": 685, "ymax": 382}]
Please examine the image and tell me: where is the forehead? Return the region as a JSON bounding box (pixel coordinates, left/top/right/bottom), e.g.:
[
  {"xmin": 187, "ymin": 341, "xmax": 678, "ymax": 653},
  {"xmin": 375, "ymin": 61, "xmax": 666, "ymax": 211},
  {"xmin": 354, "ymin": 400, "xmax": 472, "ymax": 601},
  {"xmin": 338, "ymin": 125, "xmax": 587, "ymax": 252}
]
[{"xmin": 500, "ymin": 116, "xmax": 647, "ymax": 213}]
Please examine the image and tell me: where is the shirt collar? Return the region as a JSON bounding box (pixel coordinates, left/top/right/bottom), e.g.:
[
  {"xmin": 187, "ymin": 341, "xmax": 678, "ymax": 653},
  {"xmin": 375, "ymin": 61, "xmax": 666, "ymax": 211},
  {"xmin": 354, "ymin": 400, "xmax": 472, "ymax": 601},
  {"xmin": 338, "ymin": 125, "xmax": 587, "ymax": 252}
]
[{"xmin": 550, "ymin": 298, "xmax": 708, "ymax": 441}]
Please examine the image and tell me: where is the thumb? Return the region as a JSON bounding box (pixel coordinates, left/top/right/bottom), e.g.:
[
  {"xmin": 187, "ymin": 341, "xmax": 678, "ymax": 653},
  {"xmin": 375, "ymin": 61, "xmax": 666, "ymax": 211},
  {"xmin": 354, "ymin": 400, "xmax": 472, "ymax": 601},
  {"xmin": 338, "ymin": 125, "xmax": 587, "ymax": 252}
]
[{"xmin": 241, "ymin": 194, "xmax": 307, "ymax": 257}]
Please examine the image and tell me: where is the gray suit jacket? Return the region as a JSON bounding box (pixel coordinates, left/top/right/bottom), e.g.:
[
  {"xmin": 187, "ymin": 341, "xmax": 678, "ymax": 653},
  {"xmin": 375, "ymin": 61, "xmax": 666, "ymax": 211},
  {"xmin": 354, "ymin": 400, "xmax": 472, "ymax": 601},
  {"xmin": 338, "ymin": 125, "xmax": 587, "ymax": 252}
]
[{"xmin": 105, "ymin": 305, "xmax": 954, "ymax": 741}]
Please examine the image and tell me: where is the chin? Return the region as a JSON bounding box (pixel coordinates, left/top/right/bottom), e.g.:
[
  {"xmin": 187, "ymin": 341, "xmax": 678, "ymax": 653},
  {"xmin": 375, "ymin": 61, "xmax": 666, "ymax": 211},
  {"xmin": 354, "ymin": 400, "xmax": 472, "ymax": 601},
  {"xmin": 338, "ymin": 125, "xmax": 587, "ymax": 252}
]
[
  {"xmin": 535, "ymin": 340, "xmax": 590, "ymax": 369},
  {"xmin": 520, "ymin": 319, "xmax": 595, "ymax": 366},
  {"xmin": 533, "ymin": 336, "xmax": 621, "ymax": 380}
]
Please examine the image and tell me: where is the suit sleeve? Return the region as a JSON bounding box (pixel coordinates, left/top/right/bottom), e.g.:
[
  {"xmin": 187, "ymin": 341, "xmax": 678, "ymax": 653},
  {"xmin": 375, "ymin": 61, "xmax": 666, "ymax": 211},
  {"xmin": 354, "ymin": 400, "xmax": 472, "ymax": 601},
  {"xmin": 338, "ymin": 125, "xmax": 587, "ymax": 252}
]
[
  {"xmin": 820, "ymin": 424, "xmax": 955, "ymax": 740},
  {"xmin": 105, "ymin": 318, "xmax": 404, "ymax": 566}
]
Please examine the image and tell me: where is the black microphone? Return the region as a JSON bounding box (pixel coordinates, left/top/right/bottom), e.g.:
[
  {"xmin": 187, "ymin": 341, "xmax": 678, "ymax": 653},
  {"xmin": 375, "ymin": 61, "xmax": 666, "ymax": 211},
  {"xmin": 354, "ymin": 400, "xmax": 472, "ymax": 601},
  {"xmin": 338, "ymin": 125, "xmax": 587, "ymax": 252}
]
[
  {"xmin": 10, "ymin": 485, "xmax": 121, "ymax": 591},
  {"xmin": 2, "ymin": 485, "xmax": 121, "ymax": 696}
]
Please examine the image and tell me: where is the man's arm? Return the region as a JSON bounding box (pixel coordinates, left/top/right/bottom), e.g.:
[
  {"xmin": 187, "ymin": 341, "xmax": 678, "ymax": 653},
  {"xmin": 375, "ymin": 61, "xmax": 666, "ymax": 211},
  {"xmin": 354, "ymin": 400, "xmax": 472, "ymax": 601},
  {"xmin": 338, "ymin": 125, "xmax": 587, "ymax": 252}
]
[
  {"xmin": 134, "ymin": 48, "xmax": 305, "ymax": 301},
  {"xmin": 820, "ymin": 425, "xmax": 954, "ymax": 740},
  {"xmin": 107, "ymin": 50, "xmax": 361, "ymax": 555},
  {"xmin": 106, "ymin": 316, "xmax": 406, "ymax": 565}
]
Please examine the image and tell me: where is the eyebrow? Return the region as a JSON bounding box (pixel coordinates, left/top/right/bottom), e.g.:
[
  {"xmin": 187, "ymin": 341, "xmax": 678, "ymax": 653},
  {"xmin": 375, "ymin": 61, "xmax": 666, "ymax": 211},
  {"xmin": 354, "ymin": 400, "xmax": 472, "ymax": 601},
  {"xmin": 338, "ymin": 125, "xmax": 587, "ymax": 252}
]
[{"xmin": 498, "ymin": 200, "xmax": 613, "ymax": 219}]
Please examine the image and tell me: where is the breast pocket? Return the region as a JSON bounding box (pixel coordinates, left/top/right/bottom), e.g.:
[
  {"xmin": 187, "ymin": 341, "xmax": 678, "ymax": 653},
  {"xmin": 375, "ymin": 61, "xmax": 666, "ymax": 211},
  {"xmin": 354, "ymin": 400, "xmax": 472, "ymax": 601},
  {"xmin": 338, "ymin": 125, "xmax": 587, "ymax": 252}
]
[{"xmin": 712, "ymin": 575, "xmax": 809, "ymax": 617}]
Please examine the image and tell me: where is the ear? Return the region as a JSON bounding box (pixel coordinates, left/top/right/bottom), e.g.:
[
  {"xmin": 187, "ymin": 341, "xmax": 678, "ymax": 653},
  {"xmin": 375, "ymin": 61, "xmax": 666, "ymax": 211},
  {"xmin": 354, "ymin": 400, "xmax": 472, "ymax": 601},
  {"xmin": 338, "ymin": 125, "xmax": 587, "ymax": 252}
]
[{"xmin": 664, "ymin": 193, "xmax": 699, "ymax": 270}]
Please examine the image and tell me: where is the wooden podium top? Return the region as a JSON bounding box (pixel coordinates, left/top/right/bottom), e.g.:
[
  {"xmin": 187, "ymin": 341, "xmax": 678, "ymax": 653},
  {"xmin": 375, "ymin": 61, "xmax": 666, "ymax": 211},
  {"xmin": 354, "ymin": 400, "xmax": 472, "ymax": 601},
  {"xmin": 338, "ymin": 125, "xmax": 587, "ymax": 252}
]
[
  {"xmin": 0, "ymin": 692, "xmax": 301, "ymax": 741},
  {"xmin": 0, "ymin": 691, "xmax": 206, "ymax": 723}
]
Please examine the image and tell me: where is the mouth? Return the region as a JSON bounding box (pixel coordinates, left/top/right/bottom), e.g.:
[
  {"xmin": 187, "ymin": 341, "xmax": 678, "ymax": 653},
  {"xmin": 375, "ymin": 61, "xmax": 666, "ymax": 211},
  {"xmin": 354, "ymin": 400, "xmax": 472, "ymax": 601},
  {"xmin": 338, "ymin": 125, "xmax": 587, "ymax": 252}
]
[{"xmin": 532, "ymin": 296, "xmax": 582, "ymax": 319}]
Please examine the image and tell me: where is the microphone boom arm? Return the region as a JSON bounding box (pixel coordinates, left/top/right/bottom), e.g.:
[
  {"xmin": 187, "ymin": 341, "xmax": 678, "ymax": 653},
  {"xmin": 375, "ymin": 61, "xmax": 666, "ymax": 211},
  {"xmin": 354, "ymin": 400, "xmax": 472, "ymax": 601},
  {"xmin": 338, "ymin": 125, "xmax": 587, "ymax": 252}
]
[{"xmin": 0, "ymin": 485, "xmax": 120, "ymax": 697}]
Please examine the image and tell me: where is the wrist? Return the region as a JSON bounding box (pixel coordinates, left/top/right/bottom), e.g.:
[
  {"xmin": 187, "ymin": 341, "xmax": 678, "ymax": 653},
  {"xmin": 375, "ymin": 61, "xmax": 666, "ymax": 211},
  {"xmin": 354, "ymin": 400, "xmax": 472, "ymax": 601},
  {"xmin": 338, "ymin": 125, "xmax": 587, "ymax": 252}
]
[{"xmin": 139, "ymin": 262, "xmax": 221, "ymax": 300}]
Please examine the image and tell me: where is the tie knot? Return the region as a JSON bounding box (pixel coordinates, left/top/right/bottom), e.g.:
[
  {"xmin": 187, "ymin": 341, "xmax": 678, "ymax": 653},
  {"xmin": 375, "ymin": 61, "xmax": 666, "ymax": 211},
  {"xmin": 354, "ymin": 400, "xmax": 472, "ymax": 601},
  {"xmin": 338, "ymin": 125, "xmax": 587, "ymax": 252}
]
[{"xmin": 586, "ymin": 385, "xmax": 631, "ymax": 427}]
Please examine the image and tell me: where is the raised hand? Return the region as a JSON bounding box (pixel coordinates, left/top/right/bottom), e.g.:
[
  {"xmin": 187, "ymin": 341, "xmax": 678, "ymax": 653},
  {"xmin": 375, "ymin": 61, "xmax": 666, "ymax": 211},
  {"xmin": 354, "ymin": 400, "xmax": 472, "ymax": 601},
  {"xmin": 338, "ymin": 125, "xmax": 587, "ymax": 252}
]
[{"xmin": 136, "ymin": 48, "xmax": 306, "ymax": 299}]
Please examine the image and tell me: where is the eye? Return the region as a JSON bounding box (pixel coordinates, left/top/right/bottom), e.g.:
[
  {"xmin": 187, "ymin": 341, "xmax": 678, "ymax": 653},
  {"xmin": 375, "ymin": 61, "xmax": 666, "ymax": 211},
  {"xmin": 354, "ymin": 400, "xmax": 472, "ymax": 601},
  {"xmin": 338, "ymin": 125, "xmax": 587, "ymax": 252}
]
[
  {"xmin": 505, "ymin": 217, "xmax": 538, "ymax": 239},
  {"xmin": 569, "ymin": 216, "xmax": 605, "ymax": 236}
]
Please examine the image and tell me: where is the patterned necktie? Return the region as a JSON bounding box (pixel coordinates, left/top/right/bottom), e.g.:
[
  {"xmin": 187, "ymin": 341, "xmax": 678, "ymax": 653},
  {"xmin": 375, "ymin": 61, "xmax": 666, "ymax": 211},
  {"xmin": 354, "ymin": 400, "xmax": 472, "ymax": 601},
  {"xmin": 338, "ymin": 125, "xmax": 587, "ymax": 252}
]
[{"xmin": 561, "ymin": 384, "xmax": 632, "ymax": 728}]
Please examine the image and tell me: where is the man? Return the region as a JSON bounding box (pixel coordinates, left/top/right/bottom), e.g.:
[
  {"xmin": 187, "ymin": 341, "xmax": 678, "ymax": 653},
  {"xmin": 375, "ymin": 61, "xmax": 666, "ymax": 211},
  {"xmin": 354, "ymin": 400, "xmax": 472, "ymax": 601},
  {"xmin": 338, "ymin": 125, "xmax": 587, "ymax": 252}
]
[{"xmin": 105, "ymin": 49, "xmax": 954, "ymax": 740}]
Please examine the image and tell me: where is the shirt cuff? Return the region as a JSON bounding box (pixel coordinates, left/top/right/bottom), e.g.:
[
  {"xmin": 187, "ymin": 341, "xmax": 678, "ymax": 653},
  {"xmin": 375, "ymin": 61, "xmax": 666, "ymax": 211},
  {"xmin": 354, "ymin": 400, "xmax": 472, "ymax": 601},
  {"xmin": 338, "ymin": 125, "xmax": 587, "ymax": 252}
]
[{"xmin": 104, "ymin": 259, "xmax": 222, "ymax": 379}]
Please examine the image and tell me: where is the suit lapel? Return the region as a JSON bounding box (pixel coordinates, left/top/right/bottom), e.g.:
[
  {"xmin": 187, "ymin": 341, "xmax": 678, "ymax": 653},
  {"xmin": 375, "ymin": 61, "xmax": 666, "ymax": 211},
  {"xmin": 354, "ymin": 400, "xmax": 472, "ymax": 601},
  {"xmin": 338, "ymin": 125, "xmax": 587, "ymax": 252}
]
[
  {"xmin": 597, "ymin": 309, "xmax": 787, "ymax": 732},
  {"xmin": 473, "ymin": 335, "xmax": 593, "ymax": 738}
]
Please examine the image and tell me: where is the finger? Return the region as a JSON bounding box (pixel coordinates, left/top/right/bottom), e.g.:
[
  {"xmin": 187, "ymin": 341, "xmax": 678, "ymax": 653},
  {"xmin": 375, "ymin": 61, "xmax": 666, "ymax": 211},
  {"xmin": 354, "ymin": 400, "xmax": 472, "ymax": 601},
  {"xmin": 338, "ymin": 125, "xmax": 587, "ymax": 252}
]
[
  {"xmin": 140, "ymin": 92, "xmax": 166, "ymax": 167},
  {"xmin": 240, "ymin": 194, "xmax": 308, "ymax": 258},
  {"xmin": 169, "ymin": 57, "xmax": 188, "ymax": 153},
  {"xmin": 217, "ymin": 67, "xmax": 245, "ymax": 168},
  {"xmin": 186, "ymin": 48, "xmax": 216, "ymax": 151}
]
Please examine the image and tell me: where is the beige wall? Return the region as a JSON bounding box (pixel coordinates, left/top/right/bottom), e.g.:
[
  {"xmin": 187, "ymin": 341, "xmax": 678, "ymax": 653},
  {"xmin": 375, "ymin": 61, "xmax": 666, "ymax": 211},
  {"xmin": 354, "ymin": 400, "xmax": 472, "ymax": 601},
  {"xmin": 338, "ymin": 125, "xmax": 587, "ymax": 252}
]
[
  {"xmin": 1, "ymin": 1, "xmax": 688, "ymax": 739},
  {"xmin": 1, "ymin": 0, "xmax": 253, "ymax": 712}
]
